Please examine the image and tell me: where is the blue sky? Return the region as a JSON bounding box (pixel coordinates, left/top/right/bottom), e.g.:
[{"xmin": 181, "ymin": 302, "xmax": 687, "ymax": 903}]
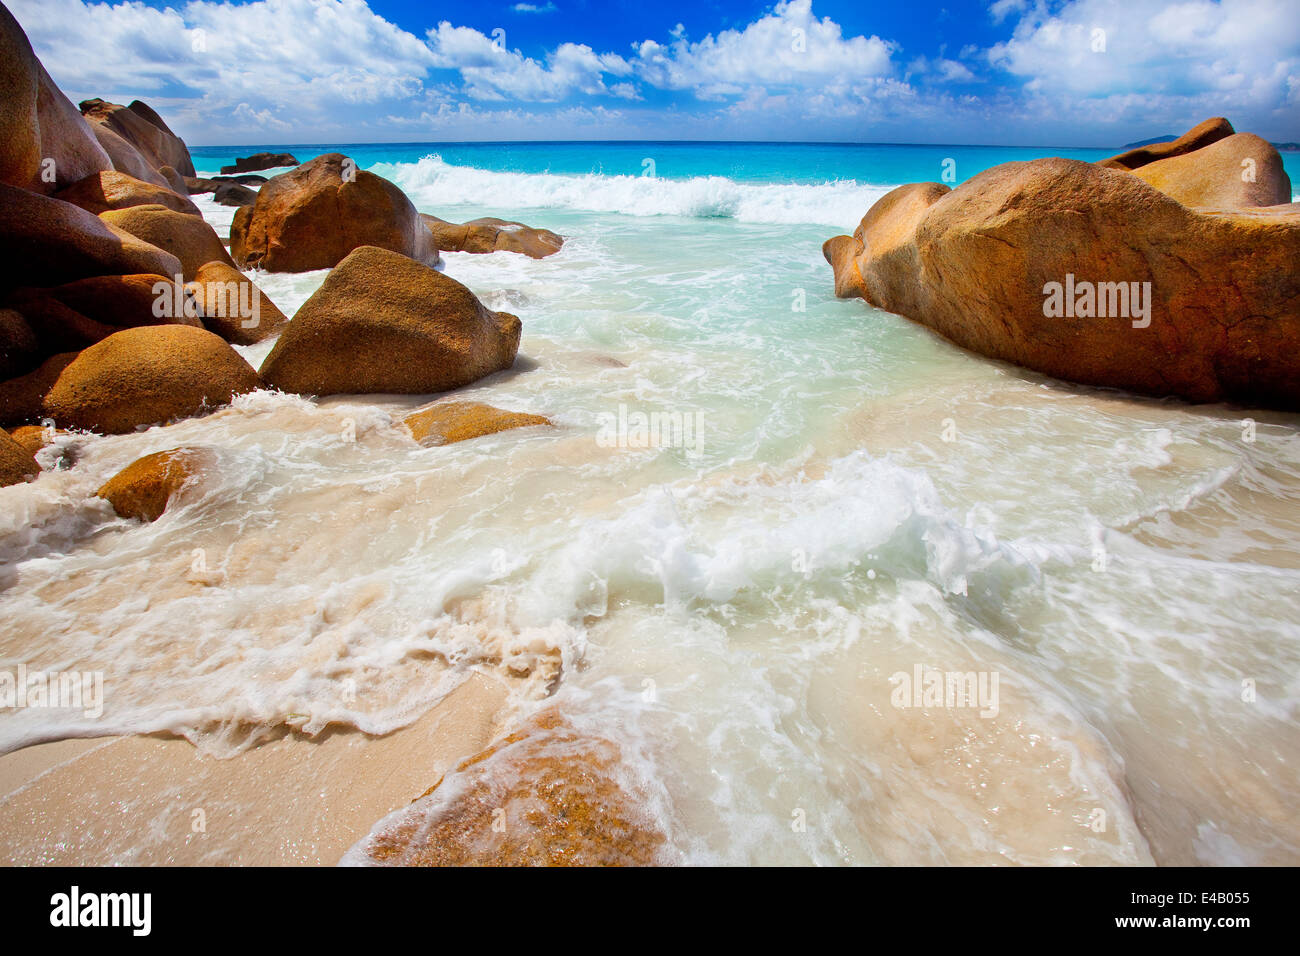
[{"xmin": 10, "ymin": 0, "xmax": 1300, "ymax": 146}]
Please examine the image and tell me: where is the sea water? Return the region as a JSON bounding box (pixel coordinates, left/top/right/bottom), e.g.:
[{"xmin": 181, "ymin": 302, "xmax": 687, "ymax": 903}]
[{"xmin": 1, "ymin": 142, "xmax": 1297, "ymax": 865}]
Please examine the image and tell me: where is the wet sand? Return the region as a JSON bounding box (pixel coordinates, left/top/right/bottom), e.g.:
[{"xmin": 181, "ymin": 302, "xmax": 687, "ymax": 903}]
[{"xmin": 0, "ymin": 673, "xmax": 509, "ymax": 865}]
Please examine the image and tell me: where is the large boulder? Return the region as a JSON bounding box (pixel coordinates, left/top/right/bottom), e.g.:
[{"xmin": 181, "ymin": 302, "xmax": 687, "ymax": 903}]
[
  {"xmin": 100, "ymin": 204, "xmax": 234, "ymax": 280},
  {"xmin": 54, "ymin": 169, "xmax": 201, "ymax": 217},
  {"xmin": 0, "ymin": 426, "xmax": 40, "ymax": 487},
  {"xmin": 185, "ymin": 261, "xmax": 287, "ymax": 345},
  {"xmin": 1131, "ymin": 133, "xmax": 1291, "ymax": 209},
  {"xmin": 96, "ymin": 446, "xmax": 214, "ymax": 521},
  {"xmin": 230, "ymin": 154, "xmax": 439, "ymax": 272},
  {"xmin": 79, "ymin": 98, "xmax": 195, "ymax": 178},
  {"xmin": 0, "ymin": 182, "xmax": 182, "ymax": 295},
  {"xmin": 220, "ymin": 152, "xmax": 298, "ymax": 174},
  {"xmin": 0, "ymin": 4, "xmax": 112, "ymax": 194},
  {"xmin": 422, "ymin": 215, "xmax": 563, "ymax": 259},
  {"xmin": 0, "ymin": 351, "xmax": 76, "ymax": 426},
  {"xmin": 824, "ymin": 158, "xmax": 1300, "ymax": 409},
  {"xmin": 1099, "ymin": 117, "xmax": 1235, "ymax": 171},
  {"xmin": 6, "ymin": 273, "xmax": 200, "ymax": 354},
  {"xmin": 260, "ymin": 246, "xmax": 520, "ymax": 396},
  {"xmin": 0, "ymin": 307, "xmax": 38, "ymax": 380},
  {"xmin": 85, "ymin": 122, "xmax": 171, "ymax": 188},
  {"xmin": 43, "ymin": 325, "xmax": 260, "ymax": 433}
]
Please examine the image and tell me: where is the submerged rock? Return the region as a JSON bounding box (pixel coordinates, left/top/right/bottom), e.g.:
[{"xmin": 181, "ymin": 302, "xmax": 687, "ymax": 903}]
[
  {"xmin": 230, "ymin": 153, "xmax": 439, "ymax": 273},
  {"xmin": 96, "ymin": 446, "xmax": 213, "ymax": 521},
  {"xmin": 824, "ymin": 122, "xmax": 1300, "ymax": 409},
  {"xmin": 260, "ymin": 246, "xmax": 520, "ymax": 396},
  {"xmin": 43, "ymin": 325, "xmax": 260, "ymax": 433},
  {"xmin": 422, "ymin": 214, "xmax": 564, "ymax": 259},
  {"xmin": 404, "ymin": 401, "xmax": 551, "ymax": 445},
  {"xmin": 354, "ymin": 712, "xmax": 667, "ymax": 867},
  {"xmin": 0, "ymin": 426, "xmax": 40, "ymax": 487}
]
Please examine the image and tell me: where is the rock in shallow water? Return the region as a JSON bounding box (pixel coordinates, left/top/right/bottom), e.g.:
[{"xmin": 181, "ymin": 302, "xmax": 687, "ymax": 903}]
[
  {"xmin": 352, "ymin": 712, "xmax": 667, "ymax": 867},
  {"xmin": 421, "ymin": 214, "xmax": 563, "ymax": 259},
  {"xmin": 404, "ymin": 401, "xmax": 551, "ymax": 445},
  {"xmin": 43, "ymin": 325, "xmax": 260, "ymax": 434},
  {"xmin": 96, "ymin": 446, "xmax": 213, "ymax": 521},
  {"xmin": 0, "ymin": 426, "xmax": 40, "ymax": 487},
  {"xmin": 230, "ymin": 153, "xmax": 439, "ymax": 273},
  {"xmin": 260, "ymin": 246, "xmax": 520, "ymax": 397},
  {"xmin": 824, "ymin": 126, "xmax": 1300, "ymax": 410}
]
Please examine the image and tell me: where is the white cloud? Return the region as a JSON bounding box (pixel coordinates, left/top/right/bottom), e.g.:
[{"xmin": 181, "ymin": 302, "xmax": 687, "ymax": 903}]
[
  {"xmin": 426, "ymin": 22, "xmax": 634, "ymax": 101},
  {"xmin": 512, "ymin": 2, "xmax": 557, "ymax": 12},
  {"xmin": 632, "ymin": 0, "xmax": 896, "ymax": 93}
]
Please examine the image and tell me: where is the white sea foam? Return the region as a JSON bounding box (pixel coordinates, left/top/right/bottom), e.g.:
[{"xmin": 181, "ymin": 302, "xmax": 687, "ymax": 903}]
[{"xmin": 375, "ymin": 154, "xmax": 890, "ymax": 229}]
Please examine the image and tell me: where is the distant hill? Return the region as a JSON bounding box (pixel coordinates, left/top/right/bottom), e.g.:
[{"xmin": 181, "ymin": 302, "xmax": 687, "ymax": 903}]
[{"xmin": 1121, "ymin": 135, "xmax": 1176, "ymax": 149}]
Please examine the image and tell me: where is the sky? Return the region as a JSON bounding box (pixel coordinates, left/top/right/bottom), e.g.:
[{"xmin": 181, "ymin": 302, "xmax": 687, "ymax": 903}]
[{"xmin": 9, "ymin": 0, "xmax": 1300, "ymax": 147}]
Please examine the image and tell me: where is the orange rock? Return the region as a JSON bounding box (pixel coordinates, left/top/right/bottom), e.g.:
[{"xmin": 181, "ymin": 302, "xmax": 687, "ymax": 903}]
[
  {"xmin": 1098, "ymin": 117, "xmax": 1235, "ymax": 171},
  {"xmin": 6, "ymin": 423, "xmax": 56, "ymax": 457},
  {"xmin": 404, "ymin": 401, "xmax": 551, "ymax": 445},
  {"xmin": 55, "ymin": 169, "xmax": 201, "ymax": 217},
  {"xmin": 8, "ymin": 274, "xmax": 201, "ymax": 354},
  {"xmin": 44, "ymin": 325, "xmax": 260, "ymax": 433},
  {"xmin": 422, "ymin": 214, "xmax": 564, "ymax": 259},
  {"xmin": 79, "ymin": 97, "xmax": 195, "ymax": 178},
  {"xmin": 357, "ymin": 712, "xmax": 666, "ymax": 866},
  {"xmin": 87, "ymin": 122, "xmax": 170, "ymax": 188},
  {"xmin": 230, "ymin": 153, "xmax": 439, "ymax": 273},
  {"xmin": 260, "ymin": 246, "xmax": 520, "ymax": 396},
  {"xmin": 96, "ymin": 446, "xmax": 212, "ymax": 521},
  {"xmin": 0, "ymin": 426, "xmax": 40, "ymax": 487},
  {"xmin": 185, "ymin": 261, "xmax": 287, "ymax": 345},
  {"xmin": 0, "ymin": 182, "xmax": 182, "ymax": 295},
  {"xmin": 1131, "ymin": 133, "xmax": 1291, "ymax": 209},
  {"xmin": 0, "ymin": 5, "xmax": 111, "ymax": 194},
  {"xmin": 824, "ymin": 157, "xmax": 1300, "ymax": 408},
  {"xmin": 100, "ymin": 204, "xmax": 234, "ymax": 281}
]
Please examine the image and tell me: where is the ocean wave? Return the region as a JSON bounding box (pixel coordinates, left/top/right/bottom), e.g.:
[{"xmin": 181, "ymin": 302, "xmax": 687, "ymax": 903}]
[{"xmin": 373, "ymin": 154, "xmax": 893, "ymax": 229}]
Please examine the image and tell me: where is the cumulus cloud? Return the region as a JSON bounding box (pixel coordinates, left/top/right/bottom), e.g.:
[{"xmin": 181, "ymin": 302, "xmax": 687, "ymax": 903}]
[
  {"xmin": 987, "ymin": 0, "xmax": 1300, "ymax": 105},
  {"xmin": 632, "ymin": 0, "xmax": 896, "ymax": 93},
  {"xmin": 5, "ymin": 0, "xmax": 1296, "ymax": 145},
  {"xmin": 426, "ymin": 22, "xmax": 633, "ymax": 101}
]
